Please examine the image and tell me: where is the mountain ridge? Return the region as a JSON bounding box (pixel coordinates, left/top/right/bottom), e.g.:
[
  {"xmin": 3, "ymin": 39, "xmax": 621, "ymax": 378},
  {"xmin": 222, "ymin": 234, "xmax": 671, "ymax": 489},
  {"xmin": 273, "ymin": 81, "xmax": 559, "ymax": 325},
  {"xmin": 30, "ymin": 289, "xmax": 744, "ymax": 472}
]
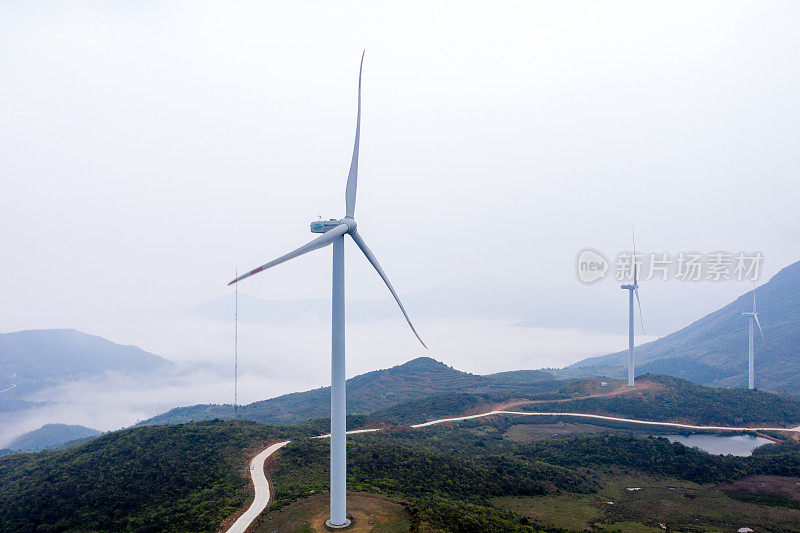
[{"xmin": 138, "ymin": 357, "xmax": 558, "ymax": 427}]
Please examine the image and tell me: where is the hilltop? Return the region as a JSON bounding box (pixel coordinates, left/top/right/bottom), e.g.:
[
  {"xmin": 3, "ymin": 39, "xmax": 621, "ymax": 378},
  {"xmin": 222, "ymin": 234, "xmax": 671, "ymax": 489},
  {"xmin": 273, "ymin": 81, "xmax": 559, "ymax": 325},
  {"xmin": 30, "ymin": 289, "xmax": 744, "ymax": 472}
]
[
  {"xmin": 7, "ymin": 424, "xmax": 101, "ymax": 452},
  {"xmin": 567, "ymin": 260, "xmax": 800, "ymax": 395},
  {"xmin": 140, "ymin": 357, "xmax": 557, "ymax": 426}
]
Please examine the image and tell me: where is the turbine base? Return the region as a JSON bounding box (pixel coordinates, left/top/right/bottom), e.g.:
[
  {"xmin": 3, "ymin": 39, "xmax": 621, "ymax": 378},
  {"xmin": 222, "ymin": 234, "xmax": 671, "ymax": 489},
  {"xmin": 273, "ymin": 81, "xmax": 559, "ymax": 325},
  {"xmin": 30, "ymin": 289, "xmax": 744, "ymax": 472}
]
[{"xmin": 325, "ymin": 518, "xmax": 352, "ymax": 529}]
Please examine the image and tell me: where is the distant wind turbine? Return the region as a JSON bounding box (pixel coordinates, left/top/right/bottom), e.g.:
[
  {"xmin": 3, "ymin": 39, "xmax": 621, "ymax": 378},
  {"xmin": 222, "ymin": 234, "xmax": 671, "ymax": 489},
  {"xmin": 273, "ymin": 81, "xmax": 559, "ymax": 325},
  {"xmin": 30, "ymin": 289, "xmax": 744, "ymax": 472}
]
[
  {"xmin": 228, "ymin": 51, "xmax": 426, "ymax": 529},
  {"xmin": 742, "ymin": 284, "xmax": 764, "ymax": 390},
  {"xmin": 620, "ymin": 229, "xmax": 645, "ymax": 387}
]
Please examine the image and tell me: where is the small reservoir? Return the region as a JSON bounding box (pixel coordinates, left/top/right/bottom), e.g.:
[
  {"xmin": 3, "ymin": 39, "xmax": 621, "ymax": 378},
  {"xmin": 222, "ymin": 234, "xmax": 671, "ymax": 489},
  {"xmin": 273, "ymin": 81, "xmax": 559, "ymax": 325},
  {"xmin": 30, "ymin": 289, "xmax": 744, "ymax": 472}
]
[{"xmin": 662, "ymin": 434, "xmax": 773, "ymax": 456}]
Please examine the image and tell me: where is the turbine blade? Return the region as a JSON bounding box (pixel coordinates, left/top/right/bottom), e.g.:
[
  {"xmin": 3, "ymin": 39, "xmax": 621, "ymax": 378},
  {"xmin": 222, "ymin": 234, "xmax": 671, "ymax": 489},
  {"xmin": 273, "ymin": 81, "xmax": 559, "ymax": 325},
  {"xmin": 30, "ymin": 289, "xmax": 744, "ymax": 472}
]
[
  {"xmin": 634, "ymin": 287, "xmax": 646, "ymax": 335},
  {"xmin": 344, "ymin": 51, "xmax": 365, "ymax": 219},
  {"xmin": 228, "ymin": 224, "xmax": 349, "ymax": 285},
  {"xmin": 349, "ymin": 230, "xmax": 427, "ymax": 348},
  {"xmin": 754, "ymin": 314, "xmax": 765, "ymax": 340}
]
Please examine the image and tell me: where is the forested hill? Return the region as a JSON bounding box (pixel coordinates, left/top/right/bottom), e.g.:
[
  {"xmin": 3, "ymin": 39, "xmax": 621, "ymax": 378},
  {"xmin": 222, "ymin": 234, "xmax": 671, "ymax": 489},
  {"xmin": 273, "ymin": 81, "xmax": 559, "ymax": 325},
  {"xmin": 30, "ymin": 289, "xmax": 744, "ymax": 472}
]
[
  {"xmin": 567, "ymin": 259, "xmax": 800, "ymax": 395},
  {"xmin": 0, "ymin": 420, "xmax": 309, "ymax": 533},
  {"xmin": 4, "ymin": 412, "xmax": 800, "ymax": 532},
  {"xmin": 139, "ymin": 357, "xmax": 556, "ymax": 427}
]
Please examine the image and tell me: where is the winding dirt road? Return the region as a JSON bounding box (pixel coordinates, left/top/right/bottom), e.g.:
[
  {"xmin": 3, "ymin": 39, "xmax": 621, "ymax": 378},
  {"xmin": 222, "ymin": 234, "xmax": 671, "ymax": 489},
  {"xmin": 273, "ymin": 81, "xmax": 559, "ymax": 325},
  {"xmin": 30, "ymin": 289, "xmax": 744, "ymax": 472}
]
[
  {"xmin": 226, "ymin": 408, "xmax": 799, "ymax": 532},
  {"xmin": 225, "ymin": 428, "xmax": 384, "ymax": 533},
  {"xmin": 409, "ymin": 409, "xmax": 800, "ymax": 432},
  {"xmin": 226, "ymin": 441, "xmax": 290, "ymax": 533}
]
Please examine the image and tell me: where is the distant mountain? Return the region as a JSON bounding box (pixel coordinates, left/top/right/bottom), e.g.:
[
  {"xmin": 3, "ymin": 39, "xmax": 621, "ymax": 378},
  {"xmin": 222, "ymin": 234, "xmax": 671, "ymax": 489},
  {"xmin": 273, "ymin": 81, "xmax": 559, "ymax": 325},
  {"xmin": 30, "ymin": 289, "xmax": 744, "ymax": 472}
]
[
  {"xmin": 139, "ymin": 357, "xmax": 558, "ymax": 426},
  {"xmin": 8, "ymin": 424, "xmax": 101, "ymax": 452},
  {"xmin": 566, "ymin": 260, "xmax": 800, "ymax": 395},
  {"xmin": 0, "ymin": 329, "xmax": 171, "ymax": 397},
  {"xmin": 0, "ymin": 397, "xmax": 42, "ymax": 414}
]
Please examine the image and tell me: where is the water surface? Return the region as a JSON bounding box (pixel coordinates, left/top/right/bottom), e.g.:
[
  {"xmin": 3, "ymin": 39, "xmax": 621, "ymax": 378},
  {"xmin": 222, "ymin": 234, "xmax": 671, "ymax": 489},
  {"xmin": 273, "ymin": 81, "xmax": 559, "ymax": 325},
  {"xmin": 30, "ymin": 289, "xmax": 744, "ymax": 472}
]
[{"xmin": 663, "ymin": 434, "xmax": 773, "ymax": 456}]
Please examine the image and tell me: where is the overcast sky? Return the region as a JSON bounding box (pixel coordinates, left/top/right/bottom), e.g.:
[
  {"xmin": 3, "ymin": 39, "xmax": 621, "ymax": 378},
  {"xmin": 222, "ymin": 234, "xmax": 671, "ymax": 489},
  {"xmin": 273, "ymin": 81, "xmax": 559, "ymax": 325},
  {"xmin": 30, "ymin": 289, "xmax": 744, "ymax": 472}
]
[{"xmin": 2, "ymin": 2, "xmax": 799, "ymax": 387}]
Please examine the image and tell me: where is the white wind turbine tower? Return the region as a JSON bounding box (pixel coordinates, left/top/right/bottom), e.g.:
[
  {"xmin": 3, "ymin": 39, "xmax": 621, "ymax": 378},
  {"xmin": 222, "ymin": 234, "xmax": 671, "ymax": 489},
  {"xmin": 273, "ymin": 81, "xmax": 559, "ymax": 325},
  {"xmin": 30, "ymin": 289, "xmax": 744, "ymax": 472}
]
[
  {"xmin": 742, "ymin": 284, "xmax": 764, "ymax": 390},
  {"xmin": 234, "ymin": 268, "xmax": 239, "ymax": 419},
  {"xmin": 620, "ymin": 231, "xmax": 645, "ymax": 387},
  {"xmin": 228, "ymin": 52, "xmax": 426, "ymax": 529}
]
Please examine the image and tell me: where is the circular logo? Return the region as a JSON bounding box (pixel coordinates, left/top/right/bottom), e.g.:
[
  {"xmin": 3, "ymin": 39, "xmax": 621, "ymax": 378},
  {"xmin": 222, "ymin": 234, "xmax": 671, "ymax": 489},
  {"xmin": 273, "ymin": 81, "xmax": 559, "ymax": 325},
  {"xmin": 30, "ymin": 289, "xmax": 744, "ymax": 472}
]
[{"xmin": 576, "ymin": 249, "xmax": 609, "ymax": 284}]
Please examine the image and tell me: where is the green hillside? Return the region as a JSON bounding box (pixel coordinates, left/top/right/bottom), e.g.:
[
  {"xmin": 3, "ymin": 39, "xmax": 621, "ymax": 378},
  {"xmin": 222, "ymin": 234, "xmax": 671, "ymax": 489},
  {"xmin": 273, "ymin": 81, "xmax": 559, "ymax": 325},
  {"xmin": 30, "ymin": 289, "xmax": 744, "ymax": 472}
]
[
  {"xmin": 361, "ymin": 374, "xmax": 800, "ymax": 427},
  {"xmin": 523, "ymin": 375, "xmax": 800, "ymax": 427},
  {"xmin": 567, "ymin": 260, "xmax": 800, "ymax": 395},
  {"xmin": 5, "ymin": 416, "xmax": 800, "ymax": 533},
  {"xmin": 0, "ymin": 420, "xmax": 311, "ymax": 533},
  {"xmin": 262, "ymin": 417, "xmax": 800, "ymax": 532},
  {"xmin": 139, "ymin": 357, "xmax": 558, "ymax": 427},
  {"xmin": 4, "ymin": 375, "xmax": 800, "ymax": 532}
]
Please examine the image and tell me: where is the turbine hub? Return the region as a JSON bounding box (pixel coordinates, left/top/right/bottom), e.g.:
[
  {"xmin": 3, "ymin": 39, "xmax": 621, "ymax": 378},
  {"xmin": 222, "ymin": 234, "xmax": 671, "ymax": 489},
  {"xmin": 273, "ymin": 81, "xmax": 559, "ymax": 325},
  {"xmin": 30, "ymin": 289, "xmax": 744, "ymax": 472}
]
[{"xmin": 342, "ymin": 217, "xmax": 357, "ymax": 232}]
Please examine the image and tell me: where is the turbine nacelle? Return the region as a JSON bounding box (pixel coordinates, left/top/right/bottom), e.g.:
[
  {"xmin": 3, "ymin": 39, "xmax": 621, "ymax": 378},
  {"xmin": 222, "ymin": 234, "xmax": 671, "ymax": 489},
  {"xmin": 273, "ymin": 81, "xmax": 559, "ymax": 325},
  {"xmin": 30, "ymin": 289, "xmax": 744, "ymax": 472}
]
[
  {"xmin": 743, "ymin": 285, "xmax": 764, "ymax": 340},
  {"xmin": 310, "ymin": 218, "xmax": 357, "ymax": 234},
  {"xmin": 620, "ymin": 284, "xmax": 637, "ymax": 290}
]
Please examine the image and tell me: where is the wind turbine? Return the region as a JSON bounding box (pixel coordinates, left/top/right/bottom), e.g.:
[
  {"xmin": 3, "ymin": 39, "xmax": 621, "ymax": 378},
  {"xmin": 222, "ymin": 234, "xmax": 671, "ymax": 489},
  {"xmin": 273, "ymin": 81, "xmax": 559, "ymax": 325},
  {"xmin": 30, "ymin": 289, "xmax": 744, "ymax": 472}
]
[
  {"xmin": 742, "ymin": 284, "xmax": 764, "ymax": 390},
  {"xmin": 228, "ymin": 52, "xmax": 426, "ymax": 529},
  {"xmin": 620, "ymin": 231, "xmax": 645, "ymax": 386}
]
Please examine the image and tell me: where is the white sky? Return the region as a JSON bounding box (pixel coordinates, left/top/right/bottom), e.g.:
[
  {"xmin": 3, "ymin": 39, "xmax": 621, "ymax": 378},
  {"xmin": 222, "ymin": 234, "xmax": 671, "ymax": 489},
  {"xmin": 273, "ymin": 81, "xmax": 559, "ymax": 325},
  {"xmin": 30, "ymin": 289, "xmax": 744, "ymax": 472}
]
[{"xmin": 2, "ymin": 2, "xmax": 800, "ymax": 385}]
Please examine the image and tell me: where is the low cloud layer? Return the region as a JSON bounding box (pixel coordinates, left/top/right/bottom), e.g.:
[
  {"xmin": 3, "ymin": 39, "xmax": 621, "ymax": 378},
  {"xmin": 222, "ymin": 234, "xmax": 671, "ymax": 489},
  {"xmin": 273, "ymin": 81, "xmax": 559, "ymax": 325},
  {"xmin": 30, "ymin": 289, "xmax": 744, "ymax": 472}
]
[{"xmin": 1, "ymin": 314, "xmax": 637, "ymax": 447}]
